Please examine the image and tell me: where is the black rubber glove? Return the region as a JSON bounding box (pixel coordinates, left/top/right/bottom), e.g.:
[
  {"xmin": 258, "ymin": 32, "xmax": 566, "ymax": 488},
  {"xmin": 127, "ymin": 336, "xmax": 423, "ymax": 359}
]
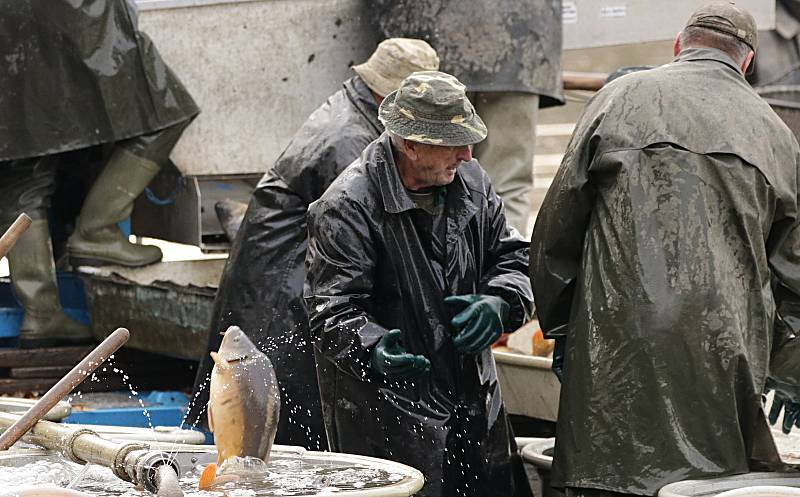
[
  {"xmin": 445, "ymin": 294, "xmax": 509, "ymax": 355},
  {"xmin": 370, "ymin": 329, "xmax": 431, "ymax": 380},
  {"xmin": 766, "ymin": 378, "xmax": 800, "ymax": 434}
]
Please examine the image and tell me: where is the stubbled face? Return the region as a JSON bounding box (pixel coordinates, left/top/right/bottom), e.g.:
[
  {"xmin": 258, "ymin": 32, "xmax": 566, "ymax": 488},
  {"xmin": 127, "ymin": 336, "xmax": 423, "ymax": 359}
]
[{"xmin": 404, "ymin": 143, "xmax": 473, "ymax": 189}]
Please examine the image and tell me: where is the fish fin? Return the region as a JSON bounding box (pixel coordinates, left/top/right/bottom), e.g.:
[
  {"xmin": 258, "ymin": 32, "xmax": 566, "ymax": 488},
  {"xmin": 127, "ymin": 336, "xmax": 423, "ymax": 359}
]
[
  {"xmin": 207, "ymin": 404, "xmax": 215, "ymax": 433},
  {"xmin": 198, "ymin": 463, "xmax": 217, "ymax": 490},
  {"xmin": 210, "ymin": 351, "xmax": 230, "ymax": 369}
]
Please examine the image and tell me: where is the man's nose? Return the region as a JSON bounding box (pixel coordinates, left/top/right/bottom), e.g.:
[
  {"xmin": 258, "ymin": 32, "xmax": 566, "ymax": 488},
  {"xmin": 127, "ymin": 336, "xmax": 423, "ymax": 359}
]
[{"xmin": 456, "ymin": 145, "xmax": 472, "ymax": 162}]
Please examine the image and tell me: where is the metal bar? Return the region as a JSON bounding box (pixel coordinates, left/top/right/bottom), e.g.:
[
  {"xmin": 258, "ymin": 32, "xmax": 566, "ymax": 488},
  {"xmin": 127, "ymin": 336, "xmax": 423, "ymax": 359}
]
[
  {"xmin": 563, "ymin": 71, "xmax": 608, "ymax": 91},
  {"xmin": 0, "ymin": 213, "xmax": 31, "ymax": 260},
  {"xmin": 0, "ymin": 328, "xmax": 130, "ymax": 451}
]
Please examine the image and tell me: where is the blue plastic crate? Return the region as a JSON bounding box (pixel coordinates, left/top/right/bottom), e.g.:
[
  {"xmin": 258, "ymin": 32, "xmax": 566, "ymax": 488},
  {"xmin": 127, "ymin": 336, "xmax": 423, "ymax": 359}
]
[{"xmin": 63, "ymin": 391, "xmax": 193, "ymax": 429}]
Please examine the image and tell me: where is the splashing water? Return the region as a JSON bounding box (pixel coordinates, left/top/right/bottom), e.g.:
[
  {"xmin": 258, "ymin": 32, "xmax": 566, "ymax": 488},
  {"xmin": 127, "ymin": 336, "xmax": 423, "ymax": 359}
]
[{"xmin": 0, "ymin": 452, "xmax": 414, "ymax": 497}]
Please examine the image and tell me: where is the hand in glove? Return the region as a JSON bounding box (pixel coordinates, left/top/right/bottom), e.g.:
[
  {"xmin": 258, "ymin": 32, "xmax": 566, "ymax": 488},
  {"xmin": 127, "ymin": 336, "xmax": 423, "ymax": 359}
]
[
  {"xmin": 766, "ymin": 378, "xmax": 800, "ymax": 434},
  {"xmin": 445, "ymin": 294, "xmax": 509, "ymax": 355},
  {"xmin": 370, "ymin": 329, "xmax": 431, "ymax": 380}
]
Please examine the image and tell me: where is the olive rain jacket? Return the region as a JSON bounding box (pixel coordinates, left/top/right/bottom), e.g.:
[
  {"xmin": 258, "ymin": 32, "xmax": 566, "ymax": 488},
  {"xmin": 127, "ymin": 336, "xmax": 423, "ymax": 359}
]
[
  {"xmin": 305, "ymin": 134, "xmax": 534, "ymax": 497},
  {"xmin": 0, "ymin": 0, "xmax": 198, "ymax": 161},
  {"xmin": 188, "ymin": 76, "xmax": 382, "ymax": 450},
  {"xmin": 530, "ymin": 48, "xmax": 800, "ymax": 495}
]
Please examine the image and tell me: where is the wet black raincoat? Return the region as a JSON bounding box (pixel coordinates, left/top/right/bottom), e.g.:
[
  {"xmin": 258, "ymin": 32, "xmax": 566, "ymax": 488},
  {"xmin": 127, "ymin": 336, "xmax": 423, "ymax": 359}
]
[
  {"xmin": 0, "ymin": 0, "xmax": 198, "ymax": 161},
  {"xmin": 530, "ymin": 48, "xmax": 800, "ymax": 496},
  {"xmin": 188, "ymin": 76, "xmax": 382, "ymax": 450},
  {"xmin": 305, "ymin": 134, "xmax": 534, "ymax": 497},
  {"xmin": 371, "ymin": 0, "xmax": 564, "ymax": 106}
]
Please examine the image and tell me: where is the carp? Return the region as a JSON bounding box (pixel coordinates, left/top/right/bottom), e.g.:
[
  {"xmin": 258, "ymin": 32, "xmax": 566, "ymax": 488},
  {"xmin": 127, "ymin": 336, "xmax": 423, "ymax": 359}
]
[{"xmin": 207, "ymin": 326, "xmax": 280, "ymax": 466}]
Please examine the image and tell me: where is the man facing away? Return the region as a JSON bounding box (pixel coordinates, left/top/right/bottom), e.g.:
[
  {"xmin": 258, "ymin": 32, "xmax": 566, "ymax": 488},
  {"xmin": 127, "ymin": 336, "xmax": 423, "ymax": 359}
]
[
  {"xmin": 530, "ymin": 3, "xmax": 800, "ymax": 496},
  {"xmin": 306, "ymin": 71, "xmax": 534, "ymax": 497},
  {"xmin": 187, "ymin": 39, "xmax": 439, "ymax": 450}
]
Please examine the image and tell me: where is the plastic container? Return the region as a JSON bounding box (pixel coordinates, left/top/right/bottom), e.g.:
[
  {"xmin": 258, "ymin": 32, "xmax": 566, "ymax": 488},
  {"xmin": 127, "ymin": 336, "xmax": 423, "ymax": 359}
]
[
  {"xmin": 659, "ymin": 474, "xmax": 800, "ymax": 497},
  {"xmin": 0, "ymin": 444, "xmax": 425, "ymax": 496},
  {"xmin": 493, "ymin": 350, "xmax": 560, "ymax": 422},
  {"xmin": 63, "ymin": 391, "xmax": 191, "ymax": 429},
  {"xmin": 520, "ymin": 437, "xmax": 564, "ymax": 497}
]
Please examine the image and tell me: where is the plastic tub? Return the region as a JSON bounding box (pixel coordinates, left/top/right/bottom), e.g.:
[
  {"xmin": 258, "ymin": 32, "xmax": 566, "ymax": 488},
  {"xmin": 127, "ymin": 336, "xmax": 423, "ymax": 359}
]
[
  {"xmin": 659, "ymin": 474, "xmax": 800, "ymax": 497},
  {"xmin": 0, "ymin": 444, "xmax": 425, "ymax": 496},
  {"xmin": 493, "ymin": 350, "xmax": 560, "ymax": 421},
  {"xmin": 520, "ymin": 437, "xmax": 564, "ymax": 497}
]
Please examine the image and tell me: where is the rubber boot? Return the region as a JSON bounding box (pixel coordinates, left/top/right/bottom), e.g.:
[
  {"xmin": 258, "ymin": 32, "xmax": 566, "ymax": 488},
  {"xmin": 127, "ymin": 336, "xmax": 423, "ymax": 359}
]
[
  {"xmin": 8, "ymin": 220, "xmax": 93, "ymax": 348},
  {"xmin": 67, "ymin": 148, "xmax": 163, "ymax": 267}
]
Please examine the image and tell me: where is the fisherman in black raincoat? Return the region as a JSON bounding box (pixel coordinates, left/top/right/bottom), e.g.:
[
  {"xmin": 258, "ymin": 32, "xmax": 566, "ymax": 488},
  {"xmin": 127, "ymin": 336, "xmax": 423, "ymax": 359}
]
[
  {"xmin": 186, "ymin": 39, "xmax": 439, "ymax": 450},
  {"xmin": 0, "ymin": 0, "xmax": 198, "ymax": 347},
  {"xmin": 371, "ymin": 0, "xmax": 564, "ymax": 235},
  {"xmin": 530, "ymin": 4, "xmax": 800, "ymax": 496},
  {"xmin": 306, "ymin": 71, "xmax": 534, "ymax": 497}
]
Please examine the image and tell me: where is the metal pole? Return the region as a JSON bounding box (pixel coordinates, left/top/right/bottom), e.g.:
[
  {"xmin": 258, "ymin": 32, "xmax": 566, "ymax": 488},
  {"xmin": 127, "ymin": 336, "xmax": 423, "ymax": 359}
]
[
  {"xmin": 563, "ymin": 71, "xmax": 608, "ymax": 91},
  {"xmin": 0, "ymin": 213, "xmax": 32, "ymax": 259},
  {"xmin": 0, "ymin": 328, "xmax": 130, "ymax": 451}
]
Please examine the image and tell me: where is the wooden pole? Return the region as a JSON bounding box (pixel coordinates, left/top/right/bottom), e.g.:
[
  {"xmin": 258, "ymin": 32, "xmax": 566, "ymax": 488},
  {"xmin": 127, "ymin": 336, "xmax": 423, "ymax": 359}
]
[{"xmin": 0, "ymin": 213, "xmax": 32, "ymax": 259}]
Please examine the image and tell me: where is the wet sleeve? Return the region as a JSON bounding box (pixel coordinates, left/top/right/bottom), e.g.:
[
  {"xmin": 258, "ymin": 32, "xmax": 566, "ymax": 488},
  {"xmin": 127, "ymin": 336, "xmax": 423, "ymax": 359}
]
[
  {"xmin": 768, "ymin": 194, "xmax": 800, "ymax": 386},
  {"xmin": 305, "ymin": 198, "xmax": 389, "ymax": 380},
  {"xmin": 478, "ymin": 185, "xmax": 534, "ymax": 330},
  {"xmin": 528, "ymin": 113, "xmax": 601, "ymax": 339}
]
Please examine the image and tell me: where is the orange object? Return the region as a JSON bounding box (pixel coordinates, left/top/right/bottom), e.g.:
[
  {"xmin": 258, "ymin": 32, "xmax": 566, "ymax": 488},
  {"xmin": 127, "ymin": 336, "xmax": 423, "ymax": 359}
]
[
  {"xmin": 532, "ymin": 329, "xmax": 555, "ymax": 357},
  {"xmin": 491, "ymin": 332, "xmax": 510, "ymax": 348},
  {"xmin": 198, "ymin": 463, "xmax": 218, "ymax": 490}
]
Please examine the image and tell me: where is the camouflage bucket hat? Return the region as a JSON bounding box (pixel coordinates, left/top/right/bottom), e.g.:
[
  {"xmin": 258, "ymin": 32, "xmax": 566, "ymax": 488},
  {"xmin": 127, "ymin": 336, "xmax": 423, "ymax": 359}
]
[
  {"xmin": 686, "ymin": 2, "xmax": 758, "ymax": 52},
  {"xmin": 379, "ymin": 71, "xmax": 487, "ymax": 147}
]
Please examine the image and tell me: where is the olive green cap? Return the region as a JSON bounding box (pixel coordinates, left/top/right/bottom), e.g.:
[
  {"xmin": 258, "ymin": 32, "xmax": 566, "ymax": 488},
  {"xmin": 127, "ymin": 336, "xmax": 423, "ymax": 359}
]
[
  {"xmin": 353, "ymin": 38, "xmax": 440, "ymax": 98},
  {"xmin": 379, "ymin": 71, "xmax": 487, "ymax": 147},
  {"xmin": 685, "ymin": 2, "xmax": 758, "ymax": 52}
]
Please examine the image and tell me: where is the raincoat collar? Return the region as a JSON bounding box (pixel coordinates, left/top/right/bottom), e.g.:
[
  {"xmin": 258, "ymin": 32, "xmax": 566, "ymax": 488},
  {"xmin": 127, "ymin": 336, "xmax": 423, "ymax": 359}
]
[
  {"xmin": 375, "ymin": 133, "xmax": 478, "ymax": 229},
  {"xmin": 344, "ymin": 76, "xmax": 383, "ymax": 135},
  {"xmin": 675, "ymin": 47, "xmax": 745, "ymax": 76}
]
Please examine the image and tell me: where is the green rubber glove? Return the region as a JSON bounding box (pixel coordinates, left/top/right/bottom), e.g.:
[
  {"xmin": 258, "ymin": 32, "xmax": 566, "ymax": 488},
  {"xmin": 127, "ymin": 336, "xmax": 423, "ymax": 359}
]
[
  {"xmin": 370, "ymin": 329, "xmax": 431, "ymax": 380},
  {"xmin": 766, "ymin": 378, "xmax": 800, "ymax": 434},
  {"xmin": 444, "ymin": 294, "xmax": 509, "ymax": 355}
]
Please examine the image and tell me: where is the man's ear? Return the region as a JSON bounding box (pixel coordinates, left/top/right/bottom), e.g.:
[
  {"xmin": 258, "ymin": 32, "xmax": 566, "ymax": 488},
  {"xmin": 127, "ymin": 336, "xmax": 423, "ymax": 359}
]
[
  {"xmin": 673, "ymin": 32, "xmax": 682, "ymax": 57},
  {"xmin": 742, "ymin": 50, "xmax": 755, "ymax": 74},
  {"xmin": 403, "ymin": 139, "xmax": 420, "ymax": 161}
]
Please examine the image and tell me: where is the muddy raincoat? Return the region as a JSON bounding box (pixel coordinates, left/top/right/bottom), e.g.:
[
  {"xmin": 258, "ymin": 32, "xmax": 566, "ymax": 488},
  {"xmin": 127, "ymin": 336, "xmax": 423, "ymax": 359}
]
[
  {"xmin": 188, "ymin": 76, "xmax": 382, "ymax": 450},
  {"xmin": 371, "ymin": 0, "xmax": 563, "ymax": 105},
  {"xmin": 531, "ymin": 48, "xmax": 800, "ymax": 496},
  {"xmin": 305, "ymin": 134, "xmax": 534, "ymax": 497},
  {"xmin": 0, "ymin": 0, "xmax": 198, "ymax": 162}
]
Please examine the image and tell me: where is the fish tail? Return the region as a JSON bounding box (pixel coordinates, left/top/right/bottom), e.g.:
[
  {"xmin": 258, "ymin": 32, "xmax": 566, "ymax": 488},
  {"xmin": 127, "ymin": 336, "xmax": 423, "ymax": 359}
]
[{"xmin": 198, "ymin": 463, "xmax": 217, "ymax": 490}]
